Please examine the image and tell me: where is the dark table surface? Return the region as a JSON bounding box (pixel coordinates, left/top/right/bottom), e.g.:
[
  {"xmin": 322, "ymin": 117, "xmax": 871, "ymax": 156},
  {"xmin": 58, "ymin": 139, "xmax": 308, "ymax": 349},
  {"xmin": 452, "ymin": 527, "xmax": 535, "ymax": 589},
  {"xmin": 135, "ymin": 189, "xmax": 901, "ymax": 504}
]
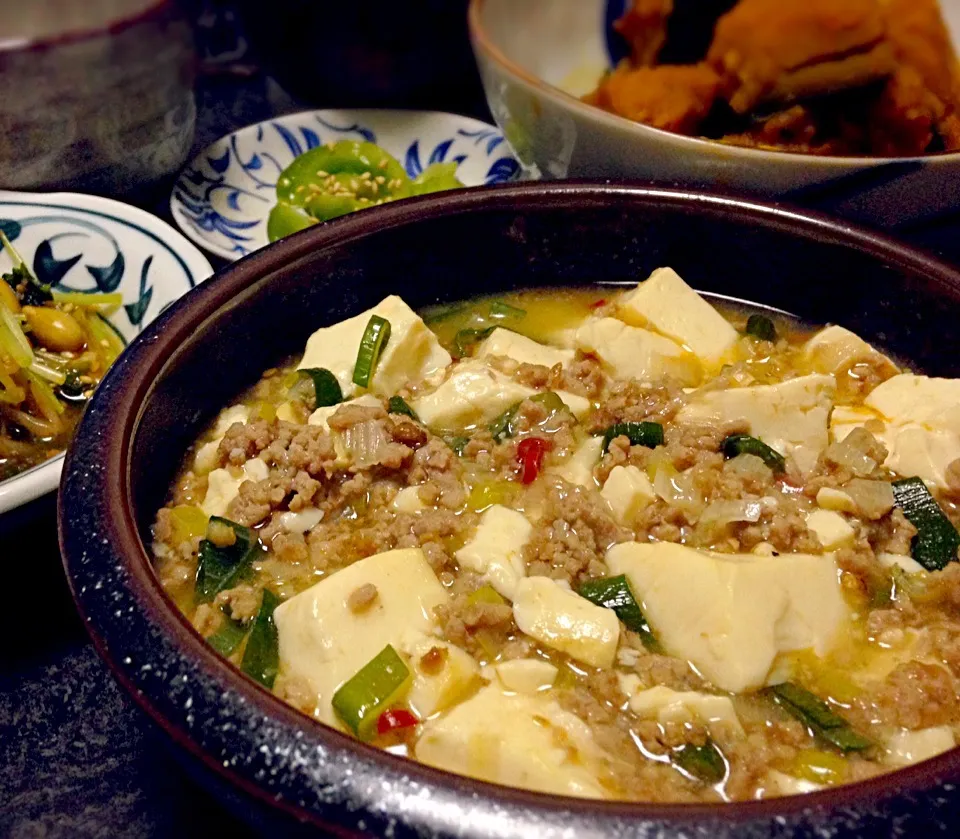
[{"xmin": 5, "ymin": 57, "xmax": 960, "ymax": 839}]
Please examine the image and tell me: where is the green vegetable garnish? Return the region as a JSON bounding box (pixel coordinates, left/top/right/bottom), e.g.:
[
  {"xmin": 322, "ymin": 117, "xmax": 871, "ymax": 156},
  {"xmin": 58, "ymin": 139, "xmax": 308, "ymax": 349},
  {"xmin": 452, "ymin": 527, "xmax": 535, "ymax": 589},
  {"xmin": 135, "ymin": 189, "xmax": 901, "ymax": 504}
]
[
  {"xmin": 769, "ymin": 683, "xmax": 873, "ymax": 752},
  {"xmin": 489, "ymin": 300, "xmax": 526, "ymax": 321},
  {"xmin": 411, "ymin": 161, "xmax": 463, "ymax": 196},
  {"xmin": 240, "ymin": 590, "xmax": 281, "ymax": 688},
  {"xmin": 300, "ymin": 367, "xmax": 343, "ymax": 408},
  {"xmin": 744, "ymin": 314, "xmax": 777, "ymax": 342},
  {"xmin": 600, "ymin": 421, "xmax": 664, "ymax": 453},
  {"xmin": 673, "ymin": 741, "xmax": 727, "ymax": 784},
  {"xmin": 453, "ymin": 326, "xmax": 496, "ymax": 358},
  {"xmin": 207, "ymin": 615, "xmax": 248, "ymax": 657},
  {"xmin": 266, "ymin": 201, "xmax": 317, "ymax": 241},
  {"xmin": 578, "ymin": 575, "xmax": 659, "ymax": 651},
  {"xmin": 195, "ymin": 517, "xmax": 264, "ymax": 603},
  {"xmin": 448, "ymin": 435, "xmax": 470, "ymax": 455},
  {"xmin": 387, "ymin": 395, "xmax": 418, "ymax": 420},
  {"xmin": 489, "ymin": 400, "xmax": 523, "ymax": 442},
  {"xmin": 892, "ymin": 477, "xmax": 960, "ymax": 571},
  {"xmin": 721, "ymin": 433, "xmax": 786, "ymax": 473},
  {"xmin": 332, "ymin": 644, "xmax": 411, "ymax": 739},
  {"xmin": 530, "ymin": 390, "xmax": 566, "ymax": 417},
  {"xmin": 1, "ymin": 230, "xmax": 52, "ymax": 307},
  {"xmin": 352, "ymin": 315, "xmax": 391, "ymax": 388}
]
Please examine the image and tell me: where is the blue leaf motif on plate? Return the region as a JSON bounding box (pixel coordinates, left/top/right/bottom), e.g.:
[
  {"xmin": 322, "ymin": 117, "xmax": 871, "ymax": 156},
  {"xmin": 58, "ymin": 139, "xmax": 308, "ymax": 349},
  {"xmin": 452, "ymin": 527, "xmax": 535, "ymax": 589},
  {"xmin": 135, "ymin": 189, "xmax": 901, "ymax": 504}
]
[
  {"xmin": 405, "ymin": 141, "xmax": 423, "ymax": 179},
  {"xmin": 87, "ymin": 251, "xmax": 125, "ymax": 293},
  {"xmin": 485, "ymin": 157, "xmax": 521, "ymax": 184},
  {"xmin": 301, "ymin": 127, "xmax": 321, "ymax": 150},
  {"xmin": 246, "ymin": 153, "xmax": 263, "ymax": 171},
  {"xmin": 207, "ymin": 150, "xmax": 232, "ymax": 174},
  {"xmin": 314, "ymin": 115, "xmax": 377, "ymax": 143},
  {"xmin": 124, "ymin": 255, "xmax": 153, "ymax": 327},
  {"xmin": 428, "ymin": 139, "xmax": 454, "ymax": 165},
  {"xmin": 0, "ymin": 219, "xmax": 22, "ymax": 242},
  {"xmin": 273, "ymin": 122, "xmax": 304, "ymax": 158},
  {"xmin": 33, "ymin": 240, "xmax": 82, "ymax": 287}
]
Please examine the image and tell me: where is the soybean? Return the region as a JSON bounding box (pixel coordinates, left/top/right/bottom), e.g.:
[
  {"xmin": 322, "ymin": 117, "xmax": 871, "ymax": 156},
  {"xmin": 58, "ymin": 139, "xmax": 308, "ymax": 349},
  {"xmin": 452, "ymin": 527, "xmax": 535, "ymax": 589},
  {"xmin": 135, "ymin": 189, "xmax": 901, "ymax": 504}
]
[{"xmin": 22, "ymin": 305, "xmax": 86, "ymax": 352}]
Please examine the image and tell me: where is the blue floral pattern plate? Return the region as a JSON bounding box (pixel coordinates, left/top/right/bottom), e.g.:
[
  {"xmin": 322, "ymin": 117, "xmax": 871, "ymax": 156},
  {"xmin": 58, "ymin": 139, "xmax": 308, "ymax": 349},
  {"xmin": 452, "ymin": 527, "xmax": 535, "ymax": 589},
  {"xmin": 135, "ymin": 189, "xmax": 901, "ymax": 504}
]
[
  {"xmin": 0, "ymin": 190, "xmax": 212, "ymax": 515},
  {"xmin": 170, "ymin": 109, "xmax": 523, "ymax": 261}
]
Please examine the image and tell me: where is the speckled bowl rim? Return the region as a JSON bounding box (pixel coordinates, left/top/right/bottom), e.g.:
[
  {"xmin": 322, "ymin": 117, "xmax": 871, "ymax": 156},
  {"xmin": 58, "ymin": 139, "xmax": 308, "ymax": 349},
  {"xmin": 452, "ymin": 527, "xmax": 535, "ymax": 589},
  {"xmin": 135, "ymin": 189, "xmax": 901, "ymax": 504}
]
[
  {"xmin": 59, "ymin": 182, "xmax": 960, "ymax": 838},
  {"xmin": 467, "ymin": 0, "xmax": 960, "ymax": 166}
]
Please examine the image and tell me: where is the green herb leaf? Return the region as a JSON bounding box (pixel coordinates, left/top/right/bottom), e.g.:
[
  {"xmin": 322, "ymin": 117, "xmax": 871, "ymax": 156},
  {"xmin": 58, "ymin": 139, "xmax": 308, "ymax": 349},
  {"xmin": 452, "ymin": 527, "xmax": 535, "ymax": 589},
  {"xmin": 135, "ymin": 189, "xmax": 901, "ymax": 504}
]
[
  {"xmin": 578, "ymin": 575, "xmax": 659, "ymax": 651},
  {"xmin": 721, "ymin": 433, "xmax": 786, "ymax": 473},
  {"xmin": 352, "ymin": 315, "xmax": 391, "ymax": 388},
  {"xmin": 240, "ymin": 590, "xmax": 281, "ymax": 688},
  {"xmin": 207, "ymin": 615, "xmax": 248, "ymax": 657},
  {"xmin": 745, "ymin": 314, "xmax": 777, "ymax": 342},
  {"xmin": 195, "ymin": 517, "xmax": 264, "ymax": 603},
  {"xmin": 489, "ymin": 400, "xmax": 523, "ymax": 442},
  {"xmin": 673, "ymin": 741, "xmax": 727, "ymax": 784},
  {"xmin": 600, "ymin": 421, "xmax": 664, "ymax": 452},
  {"xmin": 1, "ymin": 231, "xmax": 52, "ymax": 307},
  {"xmin": 769, "ymin": 682, "xmax": 873, "ymax": 752},
  {"xmin": 300, "ymin": 367, "xmax": 343, "ymax": 408},
  {"xmin": 388, "ymin": 395, "xmax": 418, "ymax": 420}
]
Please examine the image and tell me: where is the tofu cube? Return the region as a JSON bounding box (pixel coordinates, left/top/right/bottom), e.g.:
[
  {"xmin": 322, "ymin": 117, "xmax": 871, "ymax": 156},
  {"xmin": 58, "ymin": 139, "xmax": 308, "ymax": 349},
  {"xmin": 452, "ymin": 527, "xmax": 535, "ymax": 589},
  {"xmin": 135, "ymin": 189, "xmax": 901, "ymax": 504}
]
[
  {"xmin": 454, "ymin": 504, "xmax": 532, "ymax": 600},
  {"xmin": 512, "ymin": 576, "xmax": 620, "ymax": 668},
  {"xmin": 201, "ymin": 457, "xmax": 269, "ymax": 518},
  {"xmin": 601, "ymin": 465, "xmax": 656, "ymax": 524},
  {"xmin": 884, "ymin": 726, "xmax": 956, "ymax": 767},
  {"xmin": 806, "ymin": 509, "xmax": 855, "ymax": 550},
  {"xmin": 618, "ymin": 267, "xmax": 738, "ymax": 367},
  {"xmin": 492, "ymin": 659, "xmax": 558, "ymax": 694},
  {"xmin": 398, "ymin": 631, "xmax": 481, "ymax": 718},
  {"xmin": 617, "ymin": 678, "xmax": 744, "ymax": 735},
  {"xmin": 298, "ymin": 295, "xmax": 451, "ymax": 398},
  {"xmin": 804, "ymin": 325, "xmax": 897, "ymax": 377},
  {"xmin": 477, "ymin": 328, "xmax": 574, "ymax": 369}
]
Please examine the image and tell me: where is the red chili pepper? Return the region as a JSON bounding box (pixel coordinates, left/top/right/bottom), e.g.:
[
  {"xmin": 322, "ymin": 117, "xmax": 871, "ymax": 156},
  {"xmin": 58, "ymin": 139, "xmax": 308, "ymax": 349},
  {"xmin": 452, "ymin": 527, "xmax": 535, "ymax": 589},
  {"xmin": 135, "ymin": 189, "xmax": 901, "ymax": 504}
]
[
  {"xmin": 516, "ymin": 437, "xmax": 551, "ymax": 484},
  {"xmin": 376, "ymin": 708, "xmax": 419, "ymax": 735},
  {"xmin": 590, "ymin": 299, "xmax": 607, "ymax": 309}
]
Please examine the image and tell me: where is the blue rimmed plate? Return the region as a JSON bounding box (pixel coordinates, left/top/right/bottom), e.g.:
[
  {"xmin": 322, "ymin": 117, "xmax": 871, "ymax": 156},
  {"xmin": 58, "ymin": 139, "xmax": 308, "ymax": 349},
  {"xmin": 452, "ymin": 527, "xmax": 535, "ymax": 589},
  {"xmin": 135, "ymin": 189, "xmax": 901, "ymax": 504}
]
[
  {"xmin": 0, "ymin": 190, "xmax": 213, "ymax": 515},
  {"xmin": 170, "ymin": 109, "xmax": 523, "ymax": 261}
]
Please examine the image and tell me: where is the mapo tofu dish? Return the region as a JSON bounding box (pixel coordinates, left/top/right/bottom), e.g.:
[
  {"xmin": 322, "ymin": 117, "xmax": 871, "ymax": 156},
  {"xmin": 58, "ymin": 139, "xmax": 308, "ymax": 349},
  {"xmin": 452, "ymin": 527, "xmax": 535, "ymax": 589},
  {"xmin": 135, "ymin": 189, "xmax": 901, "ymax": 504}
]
[
  {"xmin": 587, "ymin": 0, "xmax": 960, "ymax": 156},
  {"xmin": 153, "ymin": 268, "xmax": 960, "ymax": 802}
]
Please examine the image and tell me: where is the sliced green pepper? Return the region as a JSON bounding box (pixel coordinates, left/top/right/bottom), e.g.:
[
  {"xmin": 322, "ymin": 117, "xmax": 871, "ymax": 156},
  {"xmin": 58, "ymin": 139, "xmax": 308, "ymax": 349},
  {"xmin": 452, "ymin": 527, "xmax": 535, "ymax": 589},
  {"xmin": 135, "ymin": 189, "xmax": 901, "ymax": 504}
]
[
  {"xmin": 721, "ymin": 433, "xmax": 786, "ymax": 473},
  {"xmin": 769, "ymin": 683, "xmax": 872, "ymax": 752},
  {"xmin": 892, "ymin": 476, "xmax": 960, "ymax": 571},
  {"xmin": 332, "ymin": 644, "xmax": 411, "ymax": 739},
  {"xmin": 578, "ymin": 575, "xmax": 659, "ymax": 651},
  {"xmin": 600, "ymin": 421, "xmax": 664, "ymax": 453},
  {"xmin": 411, "ymin": 162, "xmax": 463, "ymax": 195},
  {"xmin": 195, "ymin": 517, "xmax": 263, "ymax": 603},
  {"xmin": 240, "ymin": 590, "xmax": 281, "ymax": 688},
  {"xmin": 266, "ymin": 202, "xmax": 318, "ymax": 242}
]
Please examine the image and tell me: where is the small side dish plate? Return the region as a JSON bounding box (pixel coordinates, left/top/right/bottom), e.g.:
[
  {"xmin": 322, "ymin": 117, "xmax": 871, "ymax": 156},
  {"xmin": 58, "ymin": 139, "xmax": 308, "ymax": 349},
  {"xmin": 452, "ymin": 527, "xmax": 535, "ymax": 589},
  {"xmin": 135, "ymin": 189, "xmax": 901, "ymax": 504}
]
[
  {"xmin": 0, "ymin": 190, "xmax": 212, "ymax": 515},
  {"xmin": 170, "ymin": 108, "xmax": 523, "ymax": 261}
]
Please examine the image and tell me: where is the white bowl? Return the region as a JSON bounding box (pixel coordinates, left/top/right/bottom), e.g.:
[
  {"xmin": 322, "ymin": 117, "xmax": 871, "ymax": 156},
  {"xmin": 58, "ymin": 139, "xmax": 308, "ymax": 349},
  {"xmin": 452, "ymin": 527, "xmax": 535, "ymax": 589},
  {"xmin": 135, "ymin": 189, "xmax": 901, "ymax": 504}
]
[
  {"xmin": 0, "ymin": 190, "xmax": 212, "ymax": 515},
  {"xmin": 469, "ymin": 0, "xmax": 960, "ymax": 227},
  {"xmin": 170, "ymin": 108, "xmax": 522, "ymax": 261}
]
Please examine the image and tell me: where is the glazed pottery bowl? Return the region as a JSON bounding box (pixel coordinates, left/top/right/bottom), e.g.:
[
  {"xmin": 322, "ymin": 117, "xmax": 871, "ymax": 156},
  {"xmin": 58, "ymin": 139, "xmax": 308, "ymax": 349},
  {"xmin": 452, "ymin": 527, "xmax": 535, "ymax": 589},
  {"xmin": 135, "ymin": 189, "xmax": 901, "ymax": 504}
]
[
  {"xmin": 0, "ymin": 0, "xmax": 196, "ymax": 195},
  {"xmin": 468, "ymin": 0, "xmax": 960, "ymax": 229},
  {"xmin": 60, "ymin": 183, "xmax": 960, "ymax": 837}
]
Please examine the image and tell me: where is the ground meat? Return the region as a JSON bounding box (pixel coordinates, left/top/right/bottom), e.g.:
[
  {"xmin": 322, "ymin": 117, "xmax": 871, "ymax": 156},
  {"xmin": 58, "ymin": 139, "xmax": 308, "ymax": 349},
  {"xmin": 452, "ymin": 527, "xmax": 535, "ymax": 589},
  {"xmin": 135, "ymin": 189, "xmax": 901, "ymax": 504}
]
[
  {"xmin": 389, "ymin": 416, "xmax": 428, "ymax": 448},
  {"xmin": 272, "ymin": 531, "xmax": 309, "ymax": 564},
  {"xmin": 327, "ymin": 403, "xmax": 386, "ymax": 430},
  {"xmin": 436, "ymin": 591, "xmax": 515, "ymax": 657},
  {"xmin": 852, "ymin": 662, "xmax": 960, "ymax": 730},
  {"xmin": 214, "ymin": 584, "xmax": 261, "ymax": 622},
  {"xmin": 219, "ymin": 419, "xmax": 277, "ymax": 465},
  {"xmin": 869, "ymin": 507, "xmax": 918, "ymax": 556},
  {"xmin": 512, "ymin": 357, "xmax": 606, "ymax": 399},
  {"xmin": 589, "ymin": 379, "xmax": 687, "ymax": 431},
  {"xmin": 227, "ymin": 467, "xmax": 297, "ymax": 526},
  {"xmin": 347, "ymin": 582, "xmax": 379, "ymax": 613}
]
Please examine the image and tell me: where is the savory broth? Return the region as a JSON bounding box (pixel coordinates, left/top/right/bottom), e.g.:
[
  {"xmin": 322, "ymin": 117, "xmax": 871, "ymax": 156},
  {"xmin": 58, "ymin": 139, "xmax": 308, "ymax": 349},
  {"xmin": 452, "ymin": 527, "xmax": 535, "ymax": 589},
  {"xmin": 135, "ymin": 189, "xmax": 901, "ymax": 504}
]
[{"xmin": 152, "ymin": 271, "xmax": 960, "ymax": 802}]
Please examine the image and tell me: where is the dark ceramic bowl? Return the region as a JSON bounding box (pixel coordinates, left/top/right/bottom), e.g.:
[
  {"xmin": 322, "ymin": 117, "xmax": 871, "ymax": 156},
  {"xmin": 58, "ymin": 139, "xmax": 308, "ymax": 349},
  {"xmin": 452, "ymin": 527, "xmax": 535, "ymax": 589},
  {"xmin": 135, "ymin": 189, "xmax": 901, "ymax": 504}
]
[{"xmin": 59, "ymin": 183, "xmax": 960, "ymax": 838}]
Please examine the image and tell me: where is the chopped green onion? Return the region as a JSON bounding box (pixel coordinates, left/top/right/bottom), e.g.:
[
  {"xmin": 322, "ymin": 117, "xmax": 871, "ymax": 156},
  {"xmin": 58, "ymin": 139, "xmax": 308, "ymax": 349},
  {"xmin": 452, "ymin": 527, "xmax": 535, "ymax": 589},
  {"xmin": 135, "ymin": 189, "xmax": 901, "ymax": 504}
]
[
  {"xmin": 489, "ymin": 300, "xmax": 526, "ymax": 321},
  {"xmin": 453, "ymin": 326, "xmax": 495, "ymax": 358},
  {"xmin": 195, "ymin": 517, "xmax": 264, "ymax": 603},
  {"xmin": 422, "ymin": 302, "xmax": 469, "ymax": 324},
  {"xmin": 332, "ymin": 644, "xmax": 411, "ymax": 739},
  {"xmin": 721, "ymin": 433, "xmax": 786, "ymax": 473},
  {"xmin": 28, "ymin": 356, "xmax": 67, "ymax": 386},
  {"xmin": 240, "ymin": 590, "xmax": 281, "ymax": 688},
  {"xmin": 51, "ymin": 291, "xmax": 124, "ymax": 308},
  {"xmin": 300, "ymin": 367, "xmax": 343, "ymax": 408},
  {"xmin": 600, "ymin": 421, "xmax": 664, "ymax": 453},
  {"xmin": 0, "ymin": 301, "xmax": 34, "ymax": 368},
  {"xmin": 387, "ymin": 395, "xmax": 418, "ymax": 420},
  {"xmin": 352, "ymin": 315, "xmax": 391, "ymax": 388},
  {"xmin": 892, "ymin": 477, "xmax": 960, "ymax": 571},
  {"xmin": 744, "ymin": 314, "xmax": 777, "ymax": 342},
  {"xmin": 673, "ymin": 741, "xmax": 727, "ymax": 784},
  {"xmin": 769, "ymin": 683, "xmax": 873, "ymax": 752},
  {"xmin": 207, "ymin": 615, "xmax": 248, "ymax": 657},
  {"xmin": 578, "ymin": 575, "xmax": 659, "ymax": 651}
]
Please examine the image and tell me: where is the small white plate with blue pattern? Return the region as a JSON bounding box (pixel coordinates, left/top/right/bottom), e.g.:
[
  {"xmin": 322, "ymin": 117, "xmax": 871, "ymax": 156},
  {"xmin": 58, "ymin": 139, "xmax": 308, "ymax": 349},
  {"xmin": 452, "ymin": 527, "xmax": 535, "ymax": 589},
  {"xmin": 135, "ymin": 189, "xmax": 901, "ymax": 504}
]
[
  {"xmin": 170, "ymin": 109, "xmax": 523, "ymax": 261},
  {"xmin": 0, "ymin": 190, "xmax": 213, "ymax": 515}
]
